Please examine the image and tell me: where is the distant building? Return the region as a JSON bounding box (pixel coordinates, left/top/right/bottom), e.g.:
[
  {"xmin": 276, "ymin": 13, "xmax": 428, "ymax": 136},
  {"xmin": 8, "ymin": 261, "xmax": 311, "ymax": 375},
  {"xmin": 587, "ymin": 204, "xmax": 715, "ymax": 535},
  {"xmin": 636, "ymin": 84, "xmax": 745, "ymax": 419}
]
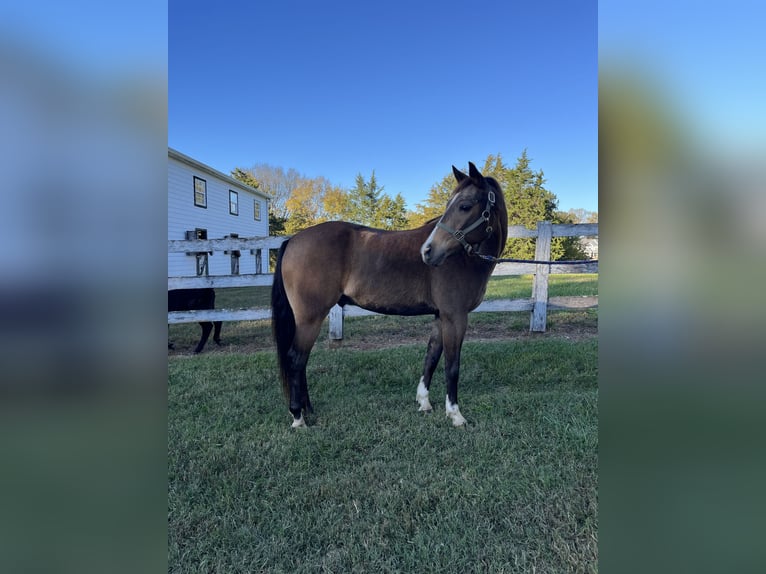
[
  {"xmin": 168, "ymin": 148, "xmax": 270, "ymax": 277},
  {"xmin": 580, "ymin": 236, "xmax": 598, "ymax": 259}
]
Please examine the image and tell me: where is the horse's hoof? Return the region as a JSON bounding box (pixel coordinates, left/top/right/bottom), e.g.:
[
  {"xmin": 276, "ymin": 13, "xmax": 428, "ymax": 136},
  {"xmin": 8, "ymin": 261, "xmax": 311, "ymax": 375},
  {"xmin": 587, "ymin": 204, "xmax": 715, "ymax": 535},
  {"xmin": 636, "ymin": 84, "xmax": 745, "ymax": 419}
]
[
  {"xmin": 445, "ymin": 399, "xmax": 467, "ymax": 426},
  {"xmin": 418, "ymin": 400, "xmax": 433, "ymax": 413},
  {"xmin": 416, "ymin": 378, "xmax": 432, "ymax": 412},
  {"xmin": 450, "ymin": 415, "xmax": 467, "ymax": 427}
]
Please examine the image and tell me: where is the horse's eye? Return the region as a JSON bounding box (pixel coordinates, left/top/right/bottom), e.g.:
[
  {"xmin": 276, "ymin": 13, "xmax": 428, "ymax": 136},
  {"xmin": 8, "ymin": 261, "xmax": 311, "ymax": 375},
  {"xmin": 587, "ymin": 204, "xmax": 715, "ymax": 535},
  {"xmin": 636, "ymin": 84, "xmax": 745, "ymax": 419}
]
[{"xmin": 459, "ymin": 203, "xmax": 473, "ymax": 212}]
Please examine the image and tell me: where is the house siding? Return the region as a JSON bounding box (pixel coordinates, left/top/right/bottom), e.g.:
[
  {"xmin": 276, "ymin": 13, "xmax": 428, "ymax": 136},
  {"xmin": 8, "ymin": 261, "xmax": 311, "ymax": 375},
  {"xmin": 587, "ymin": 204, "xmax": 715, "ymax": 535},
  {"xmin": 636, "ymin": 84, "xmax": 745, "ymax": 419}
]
[{"xmin": 168, "ymin": 150, "xmax": 269, "ymax": 278}]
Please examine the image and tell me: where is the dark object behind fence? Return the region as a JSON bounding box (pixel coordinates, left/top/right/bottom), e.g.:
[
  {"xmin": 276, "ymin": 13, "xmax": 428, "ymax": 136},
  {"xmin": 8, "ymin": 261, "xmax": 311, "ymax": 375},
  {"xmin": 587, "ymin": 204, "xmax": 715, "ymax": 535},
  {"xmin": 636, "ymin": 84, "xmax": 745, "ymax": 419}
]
[{"xmin": 168, "ymin": 288, "xmax": 222, "ymax": 353}]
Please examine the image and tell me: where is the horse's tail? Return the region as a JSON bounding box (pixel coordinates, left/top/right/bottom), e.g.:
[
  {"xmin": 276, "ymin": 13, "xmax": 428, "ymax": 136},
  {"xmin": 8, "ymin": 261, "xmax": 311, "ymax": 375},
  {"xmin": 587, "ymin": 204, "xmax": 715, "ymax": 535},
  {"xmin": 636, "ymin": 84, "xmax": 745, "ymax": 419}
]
[{"xmin": 271, "ymin": 240, "xmax": 295, "ymax": 398}]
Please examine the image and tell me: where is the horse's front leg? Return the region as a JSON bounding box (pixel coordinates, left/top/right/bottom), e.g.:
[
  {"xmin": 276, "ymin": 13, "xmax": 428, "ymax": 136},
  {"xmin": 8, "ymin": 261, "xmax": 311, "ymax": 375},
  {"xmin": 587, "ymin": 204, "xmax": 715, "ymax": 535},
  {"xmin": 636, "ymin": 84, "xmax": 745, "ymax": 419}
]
[
  {"xmin": 442, "ymin": 313, "xmax": 468, "ymax": 426},
  {"xmin": 416, "ymin": 316, "xmax": 443, "ymax": 412}
]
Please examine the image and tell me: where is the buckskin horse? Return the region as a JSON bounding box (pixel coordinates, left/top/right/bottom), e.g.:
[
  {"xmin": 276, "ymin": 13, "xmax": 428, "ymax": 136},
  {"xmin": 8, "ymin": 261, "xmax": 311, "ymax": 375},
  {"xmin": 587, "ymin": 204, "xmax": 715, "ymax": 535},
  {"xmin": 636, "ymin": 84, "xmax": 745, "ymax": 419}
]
[{"xmin": 271, "ymin": 162, "xmax": 508, "ymax": 427}]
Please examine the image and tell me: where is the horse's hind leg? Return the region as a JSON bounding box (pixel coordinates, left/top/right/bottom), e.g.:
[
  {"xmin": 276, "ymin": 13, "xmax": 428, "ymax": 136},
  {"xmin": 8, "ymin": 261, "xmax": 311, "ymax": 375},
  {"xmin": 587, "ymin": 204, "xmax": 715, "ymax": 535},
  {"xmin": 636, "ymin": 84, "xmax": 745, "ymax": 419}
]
[
  {"xmin": 194, "ymin": 321, "xmax": 213, "ymax": 354},
  {"xmin": 213, "ymin": 321, "xmax": 222, "ymax": 345},
  {"xmin": 416, "ymin": 316, "xmax": 443, "ymax": 413},
  {"xmin": 287, "ymin": 319, "xmax": 323, "ymax": 428},
  {"xmin": 286, "ymin": 349, "xmax": 310, "ymax": 427}
]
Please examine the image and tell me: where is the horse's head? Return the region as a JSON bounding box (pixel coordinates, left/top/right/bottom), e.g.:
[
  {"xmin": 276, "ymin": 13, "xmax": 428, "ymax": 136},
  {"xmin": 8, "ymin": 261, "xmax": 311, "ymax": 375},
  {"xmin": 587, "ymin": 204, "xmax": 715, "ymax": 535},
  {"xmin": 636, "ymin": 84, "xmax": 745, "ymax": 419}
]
[{"xmin": 421, "ymin": 162, "xmax": 505, "ymax": 266}]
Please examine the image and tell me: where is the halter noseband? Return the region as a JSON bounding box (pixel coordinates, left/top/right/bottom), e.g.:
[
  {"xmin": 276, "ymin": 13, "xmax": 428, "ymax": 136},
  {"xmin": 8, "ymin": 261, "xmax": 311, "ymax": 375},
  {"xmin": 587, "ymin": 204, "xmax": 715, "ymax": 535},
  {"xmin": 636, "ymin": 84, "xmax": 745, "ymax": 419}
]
[{"xmin": 436, "ymin": 189, "xmax": 496, "ymax": 255}]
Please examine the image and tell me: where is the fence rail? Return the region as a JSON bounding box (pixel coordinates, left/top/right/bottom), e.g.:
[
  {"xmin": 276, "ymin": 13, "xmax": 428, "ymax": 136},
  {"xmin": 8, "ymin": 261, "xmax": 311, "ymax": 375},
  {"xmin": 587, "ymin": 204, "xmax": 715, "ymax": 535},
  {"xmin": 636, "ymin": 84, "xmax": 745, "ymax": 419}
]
[{"xmin": 168, "ymin": 221, "xmax": 597, "ymax": 336}]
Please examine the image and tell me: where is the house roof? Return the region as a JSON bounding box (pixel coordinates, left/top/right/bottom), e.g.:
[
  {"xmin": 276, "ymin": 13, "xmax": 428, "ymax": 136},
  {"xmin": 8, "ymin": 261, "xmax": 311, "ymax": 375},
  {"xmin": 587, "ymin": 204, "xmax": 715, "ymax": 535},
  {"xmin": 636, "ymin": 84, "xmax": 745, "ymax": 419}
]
[{"xmin": 168, "ymin": 147, "xmax": 270, "ymax": 202}]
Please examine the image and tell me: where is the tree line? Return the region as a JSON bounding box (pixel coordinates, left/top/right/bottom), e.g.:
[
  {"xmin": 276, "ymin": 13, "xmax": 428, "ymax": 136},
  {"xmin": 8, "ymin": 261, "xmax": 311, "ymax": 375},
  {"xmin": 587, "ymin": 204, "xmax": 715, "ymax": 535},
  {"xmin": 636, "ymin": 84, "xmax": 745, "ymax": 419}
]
[{"xmin": 232, "ymin": 151, "xmax": 596, "ymax": 260}]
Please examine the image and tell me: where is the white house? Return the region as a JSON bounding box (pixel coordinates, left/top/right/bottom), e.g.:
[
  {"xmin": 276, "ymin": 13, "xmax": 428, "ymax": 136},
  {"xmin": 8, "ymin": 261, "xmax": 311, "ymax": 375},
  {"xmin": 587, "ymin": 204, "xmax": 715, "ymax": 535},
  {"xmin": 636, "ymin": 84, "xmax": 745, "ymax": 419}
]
[{"xmin": 168, "ymin": 147, "xmax": 270, "ymax": 278}]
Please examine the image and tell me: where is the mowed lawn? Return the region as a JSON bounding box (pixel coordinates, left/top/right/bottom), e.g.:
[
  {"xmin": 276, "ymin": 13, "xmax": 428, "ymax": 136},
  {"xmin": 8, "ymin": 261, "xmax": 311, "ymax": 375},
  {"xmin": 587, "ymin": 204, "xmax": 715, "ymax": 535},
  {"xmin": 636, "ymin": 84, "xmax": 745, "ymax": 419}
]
[{"xmin": 168, "ymin": 275, "xmax": 598, "ymax": 573}]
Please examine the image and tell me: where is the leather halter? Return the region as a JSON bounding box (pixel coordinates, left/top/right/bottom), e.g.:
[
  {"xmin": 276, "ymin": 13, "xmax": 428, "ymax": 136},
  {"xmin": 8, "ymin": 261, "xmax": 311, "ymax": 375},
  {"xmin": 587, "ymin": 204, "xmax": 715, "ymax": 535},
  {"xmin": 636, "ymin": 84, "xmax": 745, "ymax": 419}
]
[{"xmin": 435, "ymin": 189, "xmax": 496, "ymax": 255}]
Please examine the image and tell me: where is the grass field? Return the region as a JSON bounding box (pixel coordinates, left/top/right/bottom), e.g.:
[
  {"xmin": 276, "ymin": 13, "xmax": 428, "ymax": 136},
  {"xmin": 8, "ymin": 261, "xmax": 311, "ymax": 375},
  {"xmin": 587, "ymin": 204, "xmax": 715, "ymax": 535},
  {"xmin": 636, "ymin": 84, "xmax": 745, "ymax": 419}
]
[{"xmin": 168, "ymin": 275, "xmax": 597, "ymax": 572}]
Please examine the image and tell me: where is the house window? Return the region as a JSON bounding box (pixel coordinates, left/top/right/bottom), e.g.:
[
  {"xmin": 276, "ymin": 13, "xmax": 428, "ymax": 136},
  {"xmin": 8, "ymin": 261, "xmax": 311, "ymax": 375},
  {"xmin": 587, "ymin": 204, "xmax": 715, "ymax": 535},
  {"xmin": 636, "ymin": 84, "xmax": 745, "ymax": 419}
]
[
  {"xmin": 229, "ymin": 190, "xmax": 239, "ymax": 215},
  {"xmin": 254, "ymin": 200, "xmax": 261, "ymax": 221},
  {"xmin": 193, "ymin": 176, "xmax": 207, "ymax": 208}
]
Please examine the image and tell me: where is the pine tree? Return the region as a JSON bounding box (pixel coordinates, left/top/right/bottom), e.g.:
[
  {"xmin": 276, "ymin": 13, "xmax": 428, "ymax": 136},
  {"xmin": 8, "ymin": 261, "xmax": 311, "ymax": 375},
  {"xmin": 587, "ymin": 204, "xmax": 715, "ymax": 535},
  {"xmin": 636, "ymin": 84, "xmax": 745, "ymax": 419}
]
[
  {"xmin": 374, "ymin": 193, "xmax": 409, "ymax": 230},
  {"xmin": 410, "ymin": 173, "xmax": 455, "ymax": 227},
  {"xmin": 231, "ymin": 167, "xmax": 260, "ymax": 189},
  {"xmin": 499, "ymin": 151, "xmax": 567, "ymax": 259},
  {"xmin": 341, "ymin": 171, "xmax": 407, "ymax": 229},
  {"xmin": 346, "ymin": 171, "xmax": 382, "ymax": 226}
]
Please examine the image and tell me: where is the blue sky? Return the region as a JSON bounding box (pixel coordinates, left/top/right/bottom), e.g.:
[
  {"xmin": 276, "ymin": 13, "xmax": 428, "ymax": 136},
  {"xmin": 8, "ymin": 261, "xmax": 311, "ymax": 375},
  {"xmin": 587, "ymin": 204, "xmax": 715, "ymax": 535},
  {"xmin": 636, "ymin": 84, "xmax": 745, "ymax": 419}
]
[
  {"xmin": 169, "ymin": 0, "xmax": 598, "ymax": 213},
  {"xmin": 1, "ymin": 1, "xmax": 167, "ymax": 75},
  {"xmin": 599, "ymin": 0, "xmax": 766, "ymax": 155}
]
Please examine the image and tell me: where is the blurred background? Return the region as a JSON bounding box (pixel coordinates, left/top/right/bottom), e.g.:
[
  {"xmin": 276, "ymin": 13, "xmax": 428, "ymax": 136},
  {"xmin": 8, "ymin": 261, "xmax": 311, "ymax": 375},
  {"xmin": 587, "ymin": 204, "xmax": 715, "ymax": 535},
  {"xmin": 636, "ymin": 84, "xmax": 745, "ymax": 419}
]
[
  {"xmin": 0, "ymin": 2, "xmax": 167, "ymax": 573},
  {"xmin": 1, "ymin": 1, "xmax": 764, "ymax": 572},
  {"xmin": 599, "ymin": 1, "xmax": 765, "ymax": 572}
]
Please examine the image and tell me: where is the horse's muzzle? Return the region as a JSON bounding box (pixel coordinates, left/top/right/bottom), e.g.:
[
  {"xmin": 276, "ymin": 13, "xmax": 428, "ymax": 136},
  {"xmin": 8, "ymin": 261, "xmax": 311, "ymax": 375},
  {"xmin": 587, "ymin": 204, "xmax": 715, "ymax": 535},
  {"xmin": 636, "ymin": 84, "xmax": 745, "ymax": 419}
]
[
  {"xmin": 420, "ymin": 240, "xmax": 446, "ymax": 266},
  {"xmin": 421, "ymin": 242, "xmax": 433, "ymax": 264}
]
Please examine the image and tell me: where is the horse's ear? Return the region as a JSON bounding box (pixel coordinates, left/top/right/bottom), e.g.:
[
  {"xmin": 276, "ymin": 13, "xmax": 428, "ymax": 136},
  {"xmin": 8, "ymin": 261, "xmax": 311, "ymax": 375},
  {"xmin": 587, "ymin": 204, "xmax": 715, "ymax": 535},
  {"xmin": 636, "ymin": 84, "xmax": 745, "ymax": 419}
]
[
  {"xmin": 468, "ymin": 161, "xmax": 484, "ymax": 182},
  {"xmin": 452, "ymin": 165, "xmax": 468, "ymax": 183}
]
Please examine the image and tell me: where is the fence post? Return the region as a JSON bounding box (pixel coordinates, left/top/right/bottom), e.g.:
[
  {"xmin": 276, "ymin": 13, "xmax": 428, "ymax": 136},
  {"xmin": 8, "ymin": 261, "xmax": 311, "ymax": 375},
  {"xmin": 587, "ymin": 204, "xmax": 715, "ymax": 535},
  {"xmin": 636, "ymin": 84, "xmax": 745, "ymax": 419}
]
[
  {"xmin": 530, "ymin": 221, "xmax": 552, "ymax": 332},
  {"xmin": 329, "ymin": 304, "xmax": 344, "ymax": 340},
  {"xmin": 259, "ymin": 247, "xmax": 269, "ymax": 274},
  {"xmin": 254, "ymin": 248, "xmax": 262, "ymax": 274}
]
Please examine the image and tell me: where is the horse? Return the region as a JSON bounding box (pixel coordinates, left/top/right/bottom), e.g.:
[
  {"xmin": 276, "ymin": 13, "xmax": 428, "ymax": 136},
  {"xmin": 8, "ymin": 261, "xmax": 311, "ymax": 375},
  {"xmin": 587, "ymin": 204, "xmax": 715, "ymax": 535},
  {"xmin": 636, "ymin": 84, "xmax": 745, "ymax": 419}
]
[
  {"xmin": 168, "ymin": 288, "xmax": 222, "ymax": 354},
  {"xmin": 271, "ymin": 162, "xmax": 508, "ymax": 428}
]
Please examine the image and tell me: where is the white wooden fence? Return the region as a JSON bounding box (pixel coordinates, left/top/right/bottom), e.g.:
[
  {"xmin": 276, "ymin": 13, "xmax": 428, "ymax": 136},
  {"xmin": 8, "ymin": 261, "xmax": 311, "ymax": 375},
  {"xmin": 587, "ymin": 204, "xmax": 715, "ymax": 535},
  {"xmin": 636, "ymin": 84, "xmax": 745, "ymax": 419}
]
[{"xmin": 168, "ymin": 221, "xmax": 598, "ymax": 336}]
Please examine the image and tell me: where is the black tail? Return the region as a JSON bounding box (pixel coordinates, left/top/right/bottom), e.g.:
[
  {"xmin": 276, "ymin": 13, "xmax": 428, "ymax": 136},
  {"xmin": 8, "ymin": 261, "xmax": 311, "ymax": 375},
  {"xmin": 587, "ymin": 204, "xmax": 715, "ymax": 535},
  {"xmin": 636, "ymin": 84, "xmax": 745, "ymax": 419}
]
[{"xmin": 271, "ymin": 240, "xmax": 295, "ymax": 398}]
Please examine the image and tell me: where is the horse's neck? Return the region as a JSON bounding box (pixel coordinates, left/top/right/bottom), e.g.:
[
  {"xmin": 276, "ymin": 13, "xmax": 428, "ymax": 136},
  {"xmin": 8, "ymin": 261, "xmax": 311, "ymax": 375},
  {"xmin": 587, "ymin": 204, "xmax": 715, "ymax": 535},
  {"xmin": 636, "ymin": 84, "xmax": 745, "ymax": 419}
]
[
  {"xmin": 479, "ymin": 206, "xmax": 507, "ymax": 258},
  {"xmin": 476, "ymin": 236, "xmax": 501, "ymax": 259}
]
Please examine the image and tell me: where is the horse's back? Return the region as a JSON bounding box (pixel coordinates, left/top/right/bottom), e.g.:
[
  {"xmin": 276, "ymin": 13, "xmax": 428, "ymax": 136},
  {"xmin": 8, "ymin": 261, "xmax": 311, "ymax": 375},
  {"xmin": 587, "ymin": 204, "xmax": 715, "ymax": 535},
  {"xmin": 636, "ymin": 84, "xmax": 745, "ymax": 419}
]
[
  {"xmin": 281, "ymin": 221, "xmax": 360, "ymax": 272},
  {"xmin": 281, "ymin": 221, "xmax": 439, "ymax": 317}
]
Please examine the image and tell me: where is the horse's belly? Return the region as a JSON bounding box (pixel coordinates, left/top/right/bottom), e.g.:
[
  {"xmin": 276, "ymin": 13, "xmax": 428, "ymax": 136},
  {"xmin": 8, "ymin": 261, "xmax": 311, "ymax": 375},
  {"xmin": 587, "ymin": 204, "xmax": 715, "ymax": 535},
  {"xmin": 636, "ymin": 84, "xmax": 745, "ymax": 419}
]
[
  {"xmin": 338, "ymin": 294, "xmax": 435, "ymax": 317},
  {"xmin": 340, "ymin": 255, "xmax": 435, "ymax": 316},
  {"xmin": 361, "ymin": 301, "xmax": 435, "ymax": 316}
]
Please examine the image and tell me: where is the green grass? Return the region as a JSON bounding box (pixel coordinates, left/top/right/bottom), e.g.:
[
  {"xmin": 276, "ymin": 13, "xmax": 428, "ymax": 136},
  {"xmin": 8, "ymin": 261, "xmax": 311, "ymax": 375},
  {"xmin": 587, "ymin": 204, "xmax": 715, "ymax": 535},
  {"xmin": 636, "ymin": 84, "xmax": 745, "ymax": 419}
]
[
  {"xmin": 168, "ymin": 336, "xmax": 598, "ymax": 573},
  {"xmin": 484, "ymin": 273, "xmax": 598, "ymax": 300}
]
